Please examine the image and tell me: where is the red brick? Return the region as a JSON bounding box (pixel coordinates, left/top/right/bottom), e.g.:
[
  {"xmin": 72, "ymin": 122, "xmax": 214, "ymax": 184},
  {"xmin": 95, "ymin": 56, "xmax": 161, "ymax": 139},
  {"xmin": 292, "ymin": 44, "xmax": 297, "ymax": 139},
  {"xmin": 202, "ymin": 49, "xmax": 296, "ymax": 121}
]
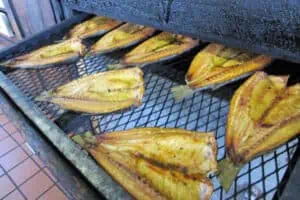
[
  {"xmin": 8, "ymin": 158, "xmax": 40, "ymax": 185},
  {"xmin": 3, "ymin": 189, "xmax": 25, "ymax": 200},
  {"xmin": 0, "ymin": 137, "xmax": 18, "ymax": 157},
  {"xmin": 21, "ymin": 143, "xmax": 35, "ymax": 156},
  {"xmin": 4, "ymin": 123, "xmax": 18, "ymax": 135},
  {"xmin": 0, "ymin": 147, "xmax": 28, "ymax": 171},
  {"xmin": 0, "ymin": 127, "xmax": 8, "ymax": 141},
  {"xmin": 0, "ymin": 115, "xmax": 9, "ymax": 125},
  {"xmin": 11, "ymin": 132, "xmax": 25, "ymax": 145},
  {"xmin": 20, "ymin": 171, "xmax": 54, "ymax": 200},
  {"xmin": 32, "ymin": 155, "xmax": 45, "ymax": 168},
  {"xmin": 38, "ymin": 186, "xmax": 68, "ymax": 200},
  {"xmin": 44, "ymin": 168, "xmax": 57, "ymax": 182},
  {"xmin": 0, "ymin": 176, "xmax": 15, "ymax": 199},
  {"xmin": 57, "ymin": 182, "xmax": 71, "ymax": 197}
]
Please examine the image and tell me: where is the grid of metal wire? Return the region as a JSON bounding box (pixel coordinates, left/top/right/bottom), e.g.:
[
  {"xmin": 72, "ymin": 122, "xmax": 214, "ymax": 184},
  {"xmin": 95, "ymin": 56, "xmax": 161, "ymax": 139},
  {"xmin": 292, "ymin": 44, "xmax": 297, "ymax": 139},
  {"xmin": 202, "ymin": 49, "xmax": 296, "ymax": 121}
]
[{"xmin": 3, "ymin": 16, "xmax": 299, "ymax": 200}]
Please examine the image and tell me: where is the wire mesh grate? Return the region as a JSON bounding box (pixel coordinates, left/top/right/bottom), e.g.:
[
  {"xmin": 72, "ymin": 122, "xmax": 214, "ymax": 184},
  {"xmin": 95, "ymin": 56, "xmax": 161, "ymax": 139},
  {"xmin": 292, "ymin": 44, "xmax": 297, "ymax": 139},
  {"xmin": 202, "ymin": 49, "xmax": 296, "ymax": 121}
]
[
  {"xmin": 2, "ymin": 15, "xmax": 299, "ymax": 200},
  {"xmin": 7, "ymin": 64, "xmax": 79, "ymax": 120}
]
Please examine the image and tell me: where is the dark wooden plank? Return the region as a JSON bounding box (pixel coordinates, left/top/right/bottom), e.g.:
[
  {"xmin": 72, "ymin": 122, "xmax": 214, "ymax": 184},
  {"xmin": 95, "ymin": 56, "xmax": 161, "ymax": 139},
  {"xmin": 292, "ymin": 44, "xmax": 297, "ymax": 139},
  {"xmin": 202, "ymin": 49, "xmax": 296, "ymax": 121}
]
[
  {"xmin": 61, "ymin": 1, "xmax": 74, "ymax": 19},
  {"xmin": 26, "ymin": 0, "xmax": 45, "ymax": 33},
  {"xmin": 11, "ymin": 0, "xmax": 56, "ymax": 37},
  {"xmin": 50, "ymin": 0, "xmax": 64, "ymax": 22},
  {"xmin": 11, "ymin": 0, "xmax": 34, "ymax": 36},
  {"xmin": 38, "ymin": 0, "xmax": 56, "ymax": 27},
  {"xmin": 63, "ymin": 0, "xmax": 300, "ymax": 63},
  {"xmin": 50, "ymin": 0, "xmax": 75, "ymax": 21}
]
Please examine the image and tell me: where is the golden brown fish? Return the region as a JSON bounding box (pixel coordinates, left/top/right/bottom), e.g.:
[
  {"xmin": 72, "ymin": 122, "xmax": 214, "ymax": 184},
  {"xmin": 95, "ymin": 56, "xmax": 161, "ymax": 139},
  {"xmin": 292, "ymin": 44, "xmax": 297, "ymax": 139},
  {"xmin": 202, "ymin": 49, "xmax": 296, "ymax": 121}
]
[
  {"xmin": 65, "ymin": 16, "xmax": 122, "ymax": 39},
  {"xmin": 72, "ymin": 128, "xmax": 217, "ymax": 200},
  {"xmin": 89, "ymin": 23, "xmax": 156, "ymax": 54},
  {"xmin": 108, "ymin": 32, "xmax": 199, "ymax": 70},
  {"xmin": 35, "ymin": 67, "xmax": 144, "ymax": 114},
  {"xmin": 218, "ymin": 72, "xmax": 300, "ymax": 191},
  {"xmin": 172, "ymin": 43, "xmax": 273, "ymax": 100},
  {"xmin": 0, "ymin": 38, "xmax": 87, "ymax": 69}
]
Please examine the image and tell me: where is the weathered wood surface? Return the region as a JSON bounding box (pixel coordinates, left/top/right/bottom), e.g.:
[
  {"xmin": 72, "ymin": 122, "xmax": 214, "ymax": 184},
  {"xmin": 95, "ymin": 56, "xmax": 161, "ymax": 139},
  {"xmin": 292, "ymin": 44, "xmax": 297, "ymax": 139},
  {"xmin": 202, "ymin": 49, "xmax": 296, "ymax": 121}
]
[
  {"xmin": 11, "ymin": 0, "xmax": 56, "ymax": 37},
  {"xmin": 63, "ymin": 0, "xmax": 300, "ymax": 63}
]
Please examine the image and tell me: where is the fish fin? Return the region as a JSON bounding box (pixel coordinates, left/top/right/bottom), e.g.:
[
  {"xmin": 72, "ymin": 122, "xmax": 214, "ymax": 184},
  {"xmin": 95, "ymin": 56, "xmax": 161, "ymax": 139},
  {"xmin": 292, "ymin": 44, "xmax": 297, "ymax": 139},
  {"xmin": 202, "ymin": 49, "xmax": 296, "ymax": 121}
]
[
  {"xmin": 35, "ymin": 90, "xmax": 53, "ymax": 102},
  {"xmin": 171, "ymin": 85, "xmax": 194, "ymax": 101},
  {"xmin": 107, "ymin": 63, "xmax": 126, "ymax": 70},
  {"xmin": 85, "ymin": 51, "xmax": 96, "ymax": 57},
  {"xmin": 72, "ymin": 135, "xmax": 86, "ymax": 146},
  {"xmin": 83, "ymin": 131, "xmax": 97, "ymax": 145},
  {"xmin": 0, "ymin": 61, "xmax": 11, "ymax": 67},
  {"xmin": 217, "ymin": 157, "xmax": 243, "ymax": 191},
  {"xmin": 0, "ymin": 59, "xmax": 17, "ymax": 67},
  {"xmin": 83, "ymin": 131, "xmax": 95, "ymax": 138},
  {"xmin": 53, "ymin": 39, "xmax": 66, "ymax": 44},
  {"xmin": 72, "ymin": 132, "xmax": 97, "ymax": 149}
]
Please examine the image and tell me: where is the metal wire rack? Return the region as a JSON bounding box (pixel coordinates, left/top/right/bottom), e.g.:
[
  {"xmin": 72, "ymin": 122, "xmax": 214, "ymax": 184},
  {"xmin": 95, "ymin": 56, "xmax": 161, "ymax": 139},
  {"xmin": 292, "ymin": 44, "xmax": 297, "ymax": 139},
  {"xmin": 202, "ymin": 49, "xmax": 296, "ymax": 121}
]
[{"xmin": 1, "ymin": 14, "xmax": 299, "ymax": 200}]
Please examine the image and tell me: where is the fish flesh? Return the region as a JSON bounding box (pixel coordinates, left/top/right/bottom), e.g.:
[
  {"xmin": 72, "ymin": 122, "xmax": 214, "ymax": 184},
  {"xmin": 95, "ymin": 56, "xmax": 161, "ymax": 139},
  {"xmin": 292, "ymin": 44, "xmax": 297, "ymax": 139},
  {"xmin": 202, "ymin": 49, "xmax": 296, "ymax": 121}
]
[
  {"xmin": 72, "ymin": 128, "xmax": 217, "ymax": 200},
  {"xmin": 172, "ymin": 43, "xmax": 273, "ymax": 100},
  {"xmin": 108, "ymin": 32, "xmax": 199, "ymax": 69},
  {"xmin": 35, "ymin": 67, "xmax": 144, "ymax": 114},
  {"xmin": 0, "ymin": 38, "xmax": 87, "ymax": 69},
  {"xmin": 65, "ymin": 16, "xmax": 122, "ymax": 39},
  {"xmin": 89, "ymin": 23, "xmax": 156, "ymax": 54},
  {"xmin": 218, "ymin": 72, "xmax": 300, "ymax": 190}
]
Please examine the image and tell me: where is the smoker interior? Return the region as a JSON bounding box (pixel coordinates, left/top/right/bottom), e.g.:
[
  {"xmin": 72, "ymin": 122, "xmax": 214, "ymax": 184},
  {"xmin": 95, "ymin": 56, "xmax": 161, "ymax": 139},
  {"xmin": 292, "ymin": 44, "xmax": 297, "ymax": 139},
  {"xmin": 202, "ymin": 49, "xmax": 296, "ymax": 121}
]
[{"xmin": 1, "ymin": 13, "xmax": 299, "ymax": 200}]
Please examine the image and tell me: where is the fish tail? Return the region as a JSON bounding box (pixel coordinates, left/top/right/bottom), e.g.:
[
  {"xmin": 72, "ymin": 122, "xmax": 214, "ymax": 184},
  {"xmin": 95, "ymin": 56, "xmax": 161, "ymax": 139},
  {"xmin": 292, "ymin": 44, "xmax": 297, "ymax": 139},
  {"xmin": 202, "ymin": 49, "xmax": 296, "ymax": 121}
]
[
  {"xmin": 171, "ymin": 85, "xmax": 194, "ymax": 101},
  {"xmin": 107, "ymin": 63, "xmax": 127, "ymax": 70},
  {"xmin": 35, "ymin": 90, "xmax": 53, "ymax": 102}
]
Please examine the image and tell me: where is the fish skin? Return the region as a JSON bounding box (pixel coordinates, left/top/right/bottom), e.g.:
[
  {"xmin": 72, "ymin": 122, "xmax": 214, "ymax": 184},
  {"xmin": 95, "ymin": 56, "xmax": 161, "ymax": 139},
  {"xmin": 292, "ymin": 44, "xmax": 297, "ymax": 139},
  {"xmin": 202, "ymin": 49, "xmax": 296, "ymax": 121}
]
[
  {"xmin": 226, "ymin": 72, "xmax": 300, "ymax": 164},
  {"xmin": 82, "ymin": 128, "xmax": 217, "ymax": 200},
  {"xmin": 0, "ymin": 38, "xmax": 87, "ymax": 69},
  {"xmin": 35, "ymin": 67, "xmax": 144, "ymax": 114},
  {"xmin": 65, "ymin": 16, "xmax": 122, "ymax": 39},
  {"xmin": 89, "ymin": 23, "xmax": 156, "ymax": 55},
  {"xmin": 171, "ymin": 43, "xmax": 272, "ymax": 101},
  {"xmin": 114, "ymin": 32, "xmax": 199, "ymax": 68},
  {"xmin": 218, "ymin": 72, "xmax": 299, "ymax": 191},
  {"xmin": 186, "ymin": 43, "xmax": 273, "ymax": 89}
]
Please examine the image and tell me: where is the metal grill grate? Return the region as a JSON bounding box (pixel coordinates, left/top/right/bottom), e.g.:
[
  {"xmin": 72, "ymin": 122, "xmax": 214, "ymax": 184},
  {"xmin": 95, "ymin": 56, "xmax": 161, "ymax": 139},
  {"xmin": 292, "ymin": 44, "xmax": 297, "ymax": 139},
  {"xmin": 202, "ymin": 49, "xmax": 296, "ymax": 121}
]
[
  {"xmin": 7, "ymin": 65, "xmax": 79, "ymax": 120},
  {"xmin": 2, "ymin": 15, "xmax": 299, "ymax": 200}
]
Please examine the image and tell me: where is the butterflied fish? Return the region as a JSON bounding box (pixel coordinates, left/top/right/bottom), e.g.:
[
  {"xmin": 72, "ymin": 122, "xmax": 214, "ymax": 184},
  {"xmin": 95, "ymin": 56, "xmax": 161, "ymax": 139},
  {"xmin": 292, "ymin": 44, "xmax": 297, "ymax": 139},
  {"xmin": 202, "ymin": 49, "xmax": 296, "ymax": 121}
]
[
  {"xmin": 72, "ymin": 128, "xmax": 217, "ymax": 200},
  {"xmin": 89, "ymin": 23, "xmax": 156, "ymax": 54},
  {"xmin": 0, "ymin": 38, "xmax": 87, "ymax": 69},
  {"xmin": 172, "ymin": 43, "xmax": 273, "ymax": 100},
  {"xmin": 35, "ymin": 67, "xmax": 144, "ymax": 114},
  {"xmin": 218, "ymin": 72, "xmax": 300, "ymax": 191},
  {"xmin": 65, "ymin": 16, "xmax": 122, "ymax": 39},
  {"xmin": 108, "ymin": 32, "xmax": 199, "ymax": 70}
]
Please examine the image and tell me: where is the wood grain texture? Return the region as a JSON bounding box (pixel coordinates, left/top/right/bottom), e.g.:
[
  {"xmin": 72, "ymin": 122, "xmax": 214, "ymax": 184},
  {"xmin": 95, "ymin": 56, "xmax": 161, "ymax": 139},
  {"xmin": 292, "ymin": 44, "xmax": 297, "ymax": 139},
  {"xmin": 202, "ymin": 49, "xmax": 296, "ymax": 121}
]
[
  {"xmin": 38, "ymin": 0, "xmax": 56, "ymax": 27},
  {"xmin": 63, "ymin": 0, "xmax": 300, "ymax": 63},
  {"xmin": 11, "ymin": 0, "xmax": 56, "ymax": 37}
]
